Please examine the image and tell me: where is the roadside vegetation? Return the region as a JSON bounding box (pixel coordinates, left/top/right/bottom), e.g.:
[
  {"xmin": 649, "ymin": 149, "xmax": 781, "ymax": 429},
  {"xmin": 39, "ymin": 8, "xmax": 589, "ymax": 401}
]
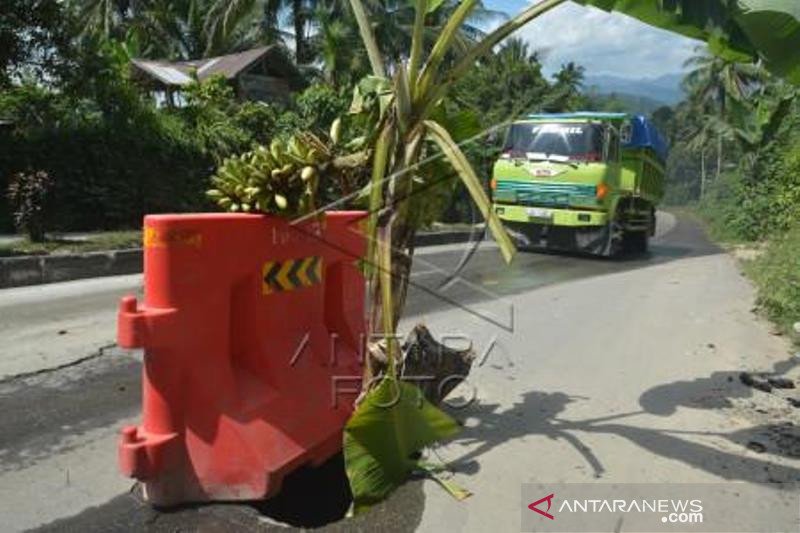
[
  {"xmin": 0, "ymin": 231, "xmax": 141, "ymax": 257},
  {"xmin": 0, "ymin": 0, "xmax": 600, "ymax": 241},
  {"xmin": 657, "ymin": 47, "xmax": 800, "ymax": 339},
  {"xmin": 744, "ymin": 227, "xmax": 800, "ymax": 337}
]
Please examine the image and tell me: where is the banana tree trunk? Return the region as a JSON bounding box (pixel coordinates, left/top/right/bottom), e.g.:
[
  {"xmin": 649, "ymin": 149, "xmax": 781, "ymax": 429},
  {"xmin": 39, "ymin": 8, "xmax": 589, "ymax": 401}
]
[
  {"xmin": 389, "ymin": 220, "xmax": 416, "ymax": 328},
  {"xmin": 362, "ymin": 138, "xmax": 474, "ymax": 401},
  {"xmin": 716, "ymin": 134, "xmax": 723, "ymax": 181}
]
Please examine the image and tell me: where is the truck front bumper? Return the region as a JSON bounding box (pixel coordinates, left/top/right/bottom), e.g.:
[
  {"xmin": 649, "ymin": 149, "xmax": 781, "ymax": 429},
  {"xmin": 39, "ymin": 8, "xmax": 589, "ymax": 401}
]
[{"xmin": 494, "ymin": 204, "xmax": 608, "ymax": 227}]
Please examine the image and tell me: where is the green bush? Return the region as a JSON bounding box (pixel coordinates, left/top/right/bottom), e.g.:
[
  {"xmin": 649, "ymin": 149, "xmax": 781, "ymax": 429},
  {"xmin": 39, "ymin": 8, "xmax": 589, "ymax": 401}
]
[
  {"xmin": 754, "ymin": 137, "xmax": 800, "ymax": 232},
  {"xmin": 699, "ymin": 133, "xmax": 800, "ymax": 242},
  {"xmin": 234, "ymin": 101, "xmax": 279, "ymax": 145},
  {"xmin": 0, "ymin": 83, "xmax": 212, "ymax": 231},
  {"xmin": 295, "ymin": 83, "xmax": 349, "ymax": 133},
  {"xmin": 0, "ymin": 44, "xmax": 365, "ymax": 233},
  {"xmin": 699, "ymin": 171, "xmax": 765, "ymax": 241},
  {"xmin": 746, "ymin": 226, "xmax": 800, "ymax": 336}
]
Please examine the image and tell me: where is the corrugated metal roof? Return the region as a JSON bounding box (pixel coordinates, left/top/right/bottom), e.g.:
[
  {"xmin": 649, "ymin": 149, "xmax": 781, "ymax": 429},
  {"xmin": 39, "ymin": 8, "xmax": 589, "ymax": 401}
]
[
  {"xmin": 131, "ymin": 46, "xmax": 280, "ymax": 87},
  {"xmin": 132, "ymin": 61, "xmax": 194, "ymax": 85},
  {"xmin": 197, "ymin": 47, "xmax": 271, "ymax": 80}
]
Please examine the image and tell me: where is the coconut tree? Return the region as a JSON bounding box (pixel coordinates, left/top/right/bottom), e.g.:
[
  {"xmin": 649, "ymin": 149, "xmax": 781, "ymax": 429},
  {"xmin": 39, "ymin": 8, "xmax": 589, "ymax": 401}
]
[
  {"xmin": 455, "ymin": 37, "xmax": 550, "ymax": 122},
  {"xmin": 546, "ymin": 61, "xmax": 586, "ymax": 111},
  {"xmin": 683, "ymin": 47, "xmax": 765, "ymax": 182},
  {"xmin": 307, "ymin": 1, "xmax": 370, "ymax": 86},
  {"xmin": 69, "ymin": 0, "xmax": 131, "ymax": 38},
  {"xmin": 205, "ymin": 0, "xmax": 320, "ymax": 64}
]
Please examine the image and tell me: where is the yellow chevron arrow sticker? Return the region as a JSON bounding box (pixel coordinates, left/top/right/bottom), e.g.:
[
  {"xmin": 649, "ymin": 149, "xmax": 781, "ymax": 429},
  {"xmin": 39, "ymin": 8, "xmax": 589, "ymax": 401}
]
[
  {"xmin": 297, "ymin": 256, "xmax": 313, "ymax": 286},
  {"xmin": 276, "ymin": 261, "xmax": 293, "ymax": 290},
  {"xmin": 313, "ymin": 257, "xmax": 322, "ymax": 281},
  {"xmin": 261, "ymin": 256, "xmax": 324, "ymax": 294}
]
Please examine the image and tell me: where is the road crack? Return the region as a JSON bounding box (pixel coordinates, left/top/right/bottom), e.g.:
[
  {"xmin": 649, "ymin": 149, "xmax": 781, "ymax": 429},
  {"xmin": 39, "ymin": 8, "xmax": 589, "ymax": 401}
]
[{"xmin": 0, "ymin": 343, "xmax": 117, "ymax": 385}]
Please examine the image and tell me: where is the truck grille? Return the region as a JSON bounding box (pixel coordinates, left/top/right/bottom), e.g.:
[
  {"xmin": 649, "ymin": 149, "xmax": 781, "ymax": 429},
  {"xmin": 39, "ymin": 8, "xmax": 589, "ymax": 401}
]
[{"xmin": 495, "ymin": 180, "xmax": 596, "ymax": 207}]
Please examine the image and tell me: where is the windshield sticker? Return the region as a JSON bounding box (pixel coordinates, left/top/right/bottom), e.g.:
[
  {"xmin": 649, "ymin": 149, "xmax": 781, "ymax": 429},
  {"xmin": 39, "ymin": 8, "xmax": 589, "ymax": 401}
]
[{"xmin": 532, "ymin": 125, "xmax": 585, "ymax": 135}]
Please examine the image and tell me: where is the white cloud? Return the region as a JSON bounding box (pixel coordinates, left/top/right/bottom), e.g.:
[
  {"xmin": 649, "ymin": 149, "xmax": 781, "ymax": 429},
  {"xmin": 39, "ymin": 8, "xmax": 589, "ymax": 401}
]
[{"xmin": 514, "ymin": 1, "xmax": 702, "ymax": 79}]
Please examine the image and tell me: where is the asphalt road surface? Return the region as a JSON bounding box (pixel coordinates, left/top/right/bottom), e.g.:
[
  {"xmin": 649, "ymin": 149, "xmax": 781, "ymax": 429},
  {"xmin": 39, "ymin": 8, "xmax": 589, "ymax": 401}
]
[{"xmin": 1, "ymin": 211, "xmax": 799, "ymax": 532}]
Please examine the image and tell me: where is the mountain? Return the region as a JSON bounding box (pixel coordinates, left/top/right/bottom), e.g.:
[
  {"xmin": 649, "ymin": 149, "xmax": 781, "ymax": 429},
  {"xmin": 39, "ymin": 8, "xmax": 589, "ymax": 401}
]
[
  {"xmin": 584, "ymin": 72, "xmax": 685, "ymax": 105},
  {"xmin": 583, "ymin": 91, "xmax": 669, "ymax": 115}
]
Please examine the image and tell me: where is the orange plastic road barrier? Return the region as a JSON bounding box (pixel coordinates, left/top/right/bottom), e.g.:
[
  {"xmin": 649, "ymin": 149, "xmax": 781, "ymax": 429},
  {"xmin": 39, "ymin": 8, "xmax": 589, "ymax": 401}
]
[{"xmin": 117, "ymin": 211, "xmax": 367, "ymax": 506}]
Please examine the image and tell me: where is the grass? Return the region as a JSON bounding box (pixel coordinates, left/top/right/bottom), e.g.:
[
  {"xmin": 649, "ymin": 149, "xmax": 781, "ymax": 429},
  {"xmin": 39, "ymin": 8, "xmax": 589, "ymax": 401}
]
[
  {"xmin": 0, "ymin": 230, "xmax": 142, "ymax": 257},
  {"xmin": 676, "ymin": 204, "xmax": 753, "ymax": 245},
  {"xmin": 744, "ymin": 225, "xmax": 800, "ymax": 340}
]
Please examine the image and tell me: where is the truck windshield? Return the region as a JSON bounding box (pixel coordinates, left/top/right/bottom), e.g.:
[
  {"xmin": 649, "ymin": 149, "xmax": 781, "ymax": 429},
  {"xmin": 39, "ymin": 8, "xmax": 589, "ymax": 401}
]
[{"xmin": 503, "ymin": 122, "xmax": 604, "ymax": 161}]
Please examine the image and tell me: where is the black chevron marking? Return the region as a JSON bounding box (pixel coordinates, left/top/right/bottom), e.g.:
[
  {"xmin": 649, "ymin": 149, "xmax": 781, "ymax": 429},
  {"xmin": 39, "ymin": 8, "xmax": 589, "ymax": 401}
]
[
  {"xmin": 264, "ymin": 262, "xmax": 281, "ymax": 289},
  {"xmin": 287, "ymin": 259, "xmax": 303, "ymax": 288},
  {"xmin": 306, "ymin": 257, "xmax": 320, "ymax": 284}
]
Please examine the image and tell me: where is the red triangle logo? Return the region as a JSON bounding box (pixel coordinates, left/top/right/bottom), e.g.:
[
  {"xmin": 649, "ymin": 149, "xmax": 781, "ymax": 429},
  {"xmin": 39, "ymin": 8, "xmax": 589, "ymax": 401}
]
[{"xmin": 528, "ymin": 493, "xmax": 555, "ymax": 520}]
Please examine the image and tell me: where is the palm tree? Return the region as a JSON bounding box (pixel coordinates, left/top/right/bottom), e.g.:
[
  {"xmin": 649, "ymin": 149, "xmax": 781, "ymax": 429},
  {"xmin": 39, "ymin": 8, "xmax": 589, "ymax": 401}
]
[
  {"xmin": 495, "ymin": 37, "xmax": 540, "ymax": 67},
  {"xmin": 69, "ymin": 0, "xmax": 132, "ymax": 38},
  {"xmin": 455, "ymin": 37, "xmax": 549, "ymax": 123},
  {"xmin": 203, "ymin": 0, "xmax": 318, "ymax": 62},
  {"xmin": 546, "ymin": 61, "xmax": 585, "ymax": 111},
  {"xmin": 134, "ymin": 0, "xmax": 213, "ymax": 59},
  {"xmin": 683, "ymin": 47, "xmax": 765, "ymax": 185},
  {"xmin": 309, "ymin": 2, "xmax": 369, "ymax": 85}
]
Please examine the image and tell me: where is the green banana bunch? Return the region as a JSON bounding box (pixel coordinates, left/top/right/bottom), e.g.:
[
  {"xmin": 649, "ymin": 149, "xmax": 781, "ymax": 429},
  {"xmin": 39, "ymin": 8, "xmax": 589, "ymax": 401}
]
[{"xmin": 207, "ymin": 131, "xmax": 332, "ymax": 217}]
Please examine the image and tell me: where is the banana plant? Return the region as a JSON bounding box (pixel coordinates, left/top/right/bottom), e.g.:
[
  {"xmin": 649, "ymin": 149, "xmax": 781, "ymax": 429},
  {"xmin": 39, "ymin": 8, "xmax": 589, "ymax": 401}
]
[
  {"xmin": 344, "ymin": 0, "xmax": 800, "ymax": 514},
  {"xmin": 342, "ymin": 0, "xmax": 575, "ymax": 514}
]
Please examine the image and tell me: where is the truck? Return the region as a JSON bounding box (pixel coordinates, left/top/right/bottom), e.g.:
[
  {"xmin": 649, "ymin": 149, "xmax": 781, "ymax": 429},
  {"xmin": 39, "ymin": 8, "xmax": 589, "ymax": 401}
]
[{"xmin": 490, "ymin": 112, "xmax": 667, "ymax": 257}]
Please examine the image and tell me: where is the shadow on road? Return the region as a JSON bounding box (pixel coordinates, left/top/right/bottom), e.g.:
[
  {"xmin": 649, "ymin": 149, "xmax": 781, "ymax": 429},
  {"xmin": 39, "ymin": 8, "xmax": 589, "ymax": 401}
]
[
  {"xmin": 448, "ymin": 365, "xmax": 800, "ymax": 487},
  {"xmin": 448, "ymin": 392, "xmax": 606, "ymax": 478}
]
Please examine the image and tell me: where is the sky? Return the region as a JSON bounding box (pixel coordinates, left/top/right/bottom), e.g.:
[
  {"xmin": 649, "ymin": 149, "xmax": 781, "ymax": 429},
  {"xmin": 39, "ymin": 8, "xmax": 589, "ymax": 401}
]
[{"xmin": 483, "ymin": 0, "xmax": 703, "ymax": 80}]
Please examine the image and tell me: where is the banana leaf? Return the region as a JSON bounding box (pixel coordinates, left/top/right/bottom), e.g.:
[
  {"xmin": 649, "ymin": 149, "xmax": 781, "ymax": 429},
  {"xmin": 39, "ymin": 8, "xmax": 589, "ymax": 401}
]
[
  {"xmin": 348, "ymin": 0, "xmax": 385, "ymax": 77},
  {"xmin": 424, "ymin": 120, "xmax": 517, "ymax": 264},
  {"xmin": 575, "ymin": 0, "xmax": 800, "ymax": 84},
  {"xmin": 344, "ymin": 377, "xmax": 461, "ymax": 514}
]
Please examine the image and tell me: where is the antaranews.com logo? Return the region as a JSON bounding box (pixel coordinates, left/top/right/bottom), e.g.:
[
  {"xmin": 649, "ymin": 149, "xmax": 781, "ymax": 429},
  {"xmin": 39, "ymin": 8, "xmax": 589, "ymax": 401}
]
[
  {"xmin": 520, "ymin": 483, "xmax": 798, "ymax": 533},
  {"xmin": 528, "ymin": 492, "xmax": 703, "ymax": 524}
]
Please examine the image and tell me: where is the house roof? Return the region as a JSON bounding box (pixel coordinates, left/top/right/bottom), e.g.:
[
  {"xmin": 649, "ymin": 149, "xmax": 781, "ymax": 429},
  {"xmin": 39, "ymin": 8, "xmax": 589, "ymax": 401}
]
[{"xmin": 131, "ymin": 46, "xmax": 297, "ymax": 87}]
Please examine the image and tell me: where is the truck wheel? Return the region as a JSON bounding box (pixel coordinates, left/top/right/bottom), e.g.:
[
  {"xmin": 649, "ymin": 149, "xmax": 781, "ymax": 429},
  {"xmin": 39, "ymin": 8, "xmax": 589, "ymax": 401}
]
[
  {"xmin": 624, "ymin": 231, "xmax": 649, "ymax": 254},
  {"xmin": 603, "ymin": 221, "xmax": 624, "ymax": 258}
]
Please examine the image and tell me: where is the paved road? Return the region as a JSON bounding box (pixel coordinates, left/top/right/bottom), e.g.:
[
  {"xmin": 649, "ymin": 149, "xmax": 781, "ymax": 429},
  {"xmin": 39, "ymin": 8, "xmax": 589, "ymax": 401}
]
[{"xmin": 1, "ymin": 212, "xmax": 799, "ymax": 532}]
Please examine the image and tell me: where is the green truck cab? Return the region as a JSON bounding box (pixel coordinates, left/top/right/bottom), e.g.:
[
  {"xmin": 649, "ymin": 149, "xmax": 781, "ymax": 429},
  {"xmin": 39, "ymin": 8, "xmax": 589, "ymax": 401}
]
[{"xmin": 491, "ymin": 112, "xmax": 667, "ymax": 256}]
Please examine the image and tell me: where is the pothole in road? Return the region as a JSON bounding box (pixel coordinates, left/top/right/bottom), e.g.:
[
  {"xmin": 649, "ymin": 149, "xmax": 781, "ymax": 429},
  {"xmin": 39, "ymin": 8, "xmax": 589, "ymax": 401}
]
[
  {"xmin": 34, "ymin": 453, "xmax": 354, "ymax": 532},
  {"xmin": 37, "ymin": 449, "xmax": 429, "ymax": 532},
  {"xmin": 248, "ymin": 451, "xmax": 353, "ymax": 527},
  {"xmin": 150, "ymin": 452, "xmax": 354, "ymax": 529}
]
